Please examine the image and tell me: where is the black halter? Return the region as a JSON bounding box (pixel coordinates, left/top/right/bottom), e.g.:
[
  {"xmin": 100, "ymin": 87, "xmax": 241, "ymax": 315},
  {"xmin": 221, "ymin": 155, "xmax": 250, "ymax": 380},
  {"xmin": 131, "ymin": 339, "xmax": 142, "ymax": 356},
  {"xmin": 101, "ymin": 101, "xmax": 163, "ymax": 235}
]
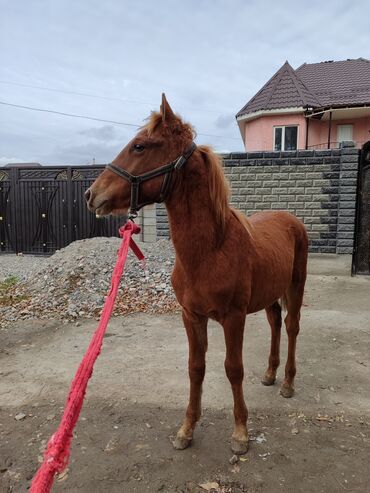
[{"xmin": 106, "ymin": 142, "xmax": 196, "ymax": 219}]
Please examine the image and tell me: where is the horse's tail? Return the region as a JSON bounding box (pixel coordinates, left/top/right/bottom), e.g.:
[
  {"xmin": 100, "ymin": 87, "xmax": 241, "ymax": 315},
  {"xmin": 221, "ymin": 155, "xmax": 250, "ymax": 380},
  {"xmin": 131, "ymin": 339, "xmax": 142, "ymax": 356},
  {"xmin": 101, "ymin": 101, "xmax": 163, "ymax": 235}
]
[{"xmin": 279, "ymin": 217, "xmax": 308, "ymax": 314}]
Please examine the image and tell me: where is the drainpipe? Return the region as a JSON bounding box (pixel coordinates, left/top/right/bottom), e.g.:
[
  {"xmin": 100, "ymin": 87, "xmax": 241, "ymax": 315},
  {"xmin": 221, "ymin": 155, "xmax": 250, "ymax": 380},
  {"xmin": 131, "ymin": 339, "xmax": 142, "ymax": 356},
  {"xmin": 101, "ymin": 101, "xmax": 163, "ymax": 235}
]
[
  {"xmin": 327, "ymin": 110, "xmax": 332, "ymax": 148},
  {"xmin": 305, "ymin": 116, "xmax": 310, "ymax": 149}
]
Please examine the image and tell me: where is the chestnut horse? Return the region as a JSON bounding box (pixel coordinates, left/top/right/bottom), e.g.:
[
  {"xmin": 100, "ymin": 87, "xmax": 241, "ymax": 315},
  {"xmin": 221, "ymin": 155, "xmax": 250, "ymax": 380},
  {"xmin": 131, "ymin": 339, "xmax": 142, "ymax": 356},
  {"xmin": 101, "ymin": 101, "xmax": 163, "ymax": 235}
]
[{"xmin": 85, "ymin": 95, "xmax": 308, "ymax": 454}]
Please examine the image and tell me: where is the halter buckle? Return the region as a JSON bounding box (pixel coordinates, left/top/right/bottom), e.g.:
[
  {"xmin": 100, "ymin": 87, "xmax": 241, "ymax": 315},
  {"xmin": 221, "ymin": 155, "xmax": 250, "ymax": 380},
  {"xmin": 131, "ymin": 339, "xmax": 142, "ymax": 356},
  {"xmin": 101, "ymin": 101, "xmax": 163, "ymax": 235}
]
[
  {"xmin": 128, "ymin": 211, "xmax": 138, "ymax": 220},
  {"xmin": 174, "ymin": 155, "xmax": 186, "ymax": 170}
]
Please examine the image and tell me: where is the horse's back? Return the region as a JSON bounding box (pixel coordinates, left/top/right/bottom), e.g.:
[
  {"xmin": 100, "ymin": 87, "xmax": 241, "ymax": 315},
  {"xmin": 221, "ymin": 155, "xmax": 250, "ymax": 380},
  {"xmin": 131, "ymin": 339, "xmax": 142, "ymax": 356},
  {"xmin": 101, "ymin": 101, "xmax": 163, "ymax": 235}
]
[{"xmin": 249, "ymin": 209, "xmax": 302, "ymax": 227}]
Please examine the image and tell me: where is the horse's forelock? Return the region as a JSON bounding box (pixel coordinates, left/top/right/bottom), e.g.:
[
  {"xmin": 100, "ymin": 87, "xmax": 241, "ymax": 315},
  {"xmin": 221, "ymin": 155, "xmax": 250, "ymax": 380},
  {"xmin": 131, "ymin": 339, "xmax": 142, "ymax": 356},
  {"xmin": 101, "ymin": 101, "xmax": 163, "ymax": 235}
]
[
  {"xmin": 141, "ymin": 111, "xmax": 195, "ymax": 140},
  {"xmin": 141, "ymin": 112, "xmax": 163, "ymax": 136}
]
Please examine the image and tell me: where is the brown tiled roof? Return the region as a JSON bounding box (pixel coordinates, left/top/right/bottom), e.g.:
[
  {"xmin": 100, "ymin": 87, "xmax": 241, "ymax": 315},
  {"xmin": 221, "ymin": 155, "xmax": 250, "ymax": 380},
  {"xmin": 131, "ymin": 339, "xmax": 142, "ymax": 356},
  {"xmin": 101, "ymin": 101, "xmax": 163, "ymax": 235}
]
[
  {"xmin": 296, "ymin": 58, "xmax": 370, "ymax": 107},
  {"xmin": 236, "ymin": 58, "xmax": 370, "ymax": 118}
]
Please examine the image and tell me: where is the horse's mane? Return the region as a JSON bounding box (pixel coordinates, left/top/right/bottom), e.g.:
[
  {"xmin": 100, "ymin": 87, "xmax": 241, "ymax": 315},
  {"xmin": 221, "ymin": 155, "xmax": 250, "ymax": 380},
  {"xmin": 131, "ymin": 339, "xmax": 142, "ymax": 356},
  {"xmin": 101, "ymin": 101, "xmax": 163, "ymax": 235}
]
[
  {"xmin": 197, "ymin": 145, "xmax": 230, "ymax": 237},
  {"xmin": 230, "ymin": 207, "xmax": 254, "ymax": 236},
  {"xmin": 197, "ymin": 146, "xmax": 254, "ymax": 239}
]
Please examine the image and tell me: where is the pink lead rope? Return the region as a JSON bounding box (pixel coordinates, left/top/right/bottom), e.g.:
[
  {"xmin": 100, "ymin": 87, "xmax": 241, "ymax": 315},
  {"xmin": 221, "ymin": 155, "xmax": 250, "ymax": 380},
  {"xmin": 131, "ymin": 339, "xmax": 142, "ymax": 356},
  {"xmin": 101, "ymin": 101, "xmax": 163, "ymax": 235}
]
[{"xmin": 30, "ymin": 221, "xmax": 144, "ymax": 492}]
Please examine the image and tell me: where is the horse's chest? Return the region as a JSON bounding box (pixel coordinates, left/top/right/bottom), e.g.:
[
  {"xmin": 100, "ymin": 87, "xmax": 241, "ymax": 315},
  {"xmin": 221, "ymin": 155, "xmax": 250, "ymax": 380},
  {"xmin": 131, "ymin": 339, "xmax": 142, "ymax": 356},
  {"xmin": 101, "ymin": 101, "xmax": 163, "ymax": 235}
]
[{"xmin": 171, "ymin": 265, "xmax": 245, "ymax": 316}]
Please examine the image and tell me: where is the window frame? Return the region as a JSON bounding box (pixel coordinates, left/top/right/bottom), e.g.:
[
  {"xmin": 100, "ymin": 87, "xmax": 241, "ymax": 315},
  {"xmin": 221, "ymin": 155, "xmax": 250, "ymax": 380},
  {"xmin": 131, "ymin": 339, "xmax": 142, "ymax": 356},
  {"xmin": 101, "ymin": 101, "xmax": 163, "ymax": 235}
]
[{"xmin": 273, "ymin": 125, "xmax": 299, "ymax": 151}]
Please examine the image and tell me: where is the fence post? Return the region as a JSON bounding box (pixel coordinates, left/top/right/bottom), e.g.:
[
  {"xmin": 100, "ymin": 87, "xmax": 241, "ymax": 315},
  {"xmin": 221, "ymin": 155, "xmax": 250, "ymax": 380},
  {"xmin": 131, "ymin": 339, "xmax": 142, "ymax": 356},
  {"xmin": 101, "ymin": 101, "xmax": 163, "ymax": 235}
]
[
  {"xmin": 352, "ymin": 141, "xmax": 370, "ymax": 274},
  {"xmin": 10, "ymin": 167, "xmax": 19, "ymax": 253},
  {"xmin": 67, "ymin": 167, "xmax": 74, "ymax": 246}
]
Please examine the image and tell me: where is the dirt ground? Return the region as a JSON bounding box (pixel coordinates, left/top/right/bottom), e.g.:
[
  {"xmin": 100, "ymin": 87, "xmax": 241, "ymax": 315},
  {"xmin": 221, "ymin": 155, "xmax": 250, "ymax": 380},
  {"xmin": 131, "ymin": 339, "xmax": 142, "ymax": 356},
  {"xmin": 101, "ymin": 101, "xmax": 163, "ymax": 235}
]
[{"xmin": 1, "ymin": 255, "xmax": 370, "ymax": 493}]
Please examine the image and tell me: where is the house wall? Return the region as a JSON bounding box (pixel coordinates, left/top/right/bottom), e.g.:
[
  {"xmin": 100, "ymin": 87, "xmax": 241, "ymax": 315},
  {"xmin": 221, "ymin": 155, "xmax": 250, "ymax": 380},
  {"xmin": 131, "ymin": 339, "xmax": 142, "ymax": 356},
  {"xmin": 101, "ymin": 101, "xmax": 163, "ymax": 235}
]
[
  {"xmin": 308, "ymin": 117, "xmax": 370, "ymax": 148},
  {"xmin": 243, "ymin": 114, "xmax": 307, "ymax": 151},
  {"xmin": 244, "ymin": 115, "xmax": 370, "ymax": 151},
  {"xmin": 332, "ymin": 117, "xmax": 370, "ymax": 147},
  {"xmin": 156, "ymin": 144, "xmax": 360, "ymax": 255},
  {"xmin": 307, "ymin": 119, "xmax": 329, "ymax": 148}
]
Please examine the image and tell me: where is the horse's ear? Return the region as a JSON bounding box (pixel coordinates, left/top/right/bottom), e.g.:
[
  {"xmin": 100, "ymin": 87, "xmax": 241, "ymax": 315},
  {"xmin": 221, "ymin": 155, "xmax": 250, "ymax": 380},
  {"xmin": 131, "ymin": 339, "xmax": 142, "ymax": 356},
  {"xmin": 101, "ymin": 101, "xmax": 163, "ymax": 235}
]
[{"xmin": 161, "ymin": 93, "xmax": 176, "ymax": 123}]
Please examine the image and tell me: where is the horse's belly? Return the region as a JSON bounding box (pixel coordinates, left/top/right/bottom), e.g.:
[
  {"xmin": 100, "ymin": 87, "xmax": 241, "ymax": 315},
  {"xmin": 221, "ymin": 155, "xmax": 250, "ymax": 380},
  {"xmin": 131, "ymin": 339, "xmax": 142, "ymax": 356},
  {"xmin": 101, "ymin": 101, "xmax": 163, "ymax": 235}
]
[
  {"xmin": 247, "ymin": 291, "xmax": 283, "ymax": 314},
  {"xmin": 247, "ymin": 259, "xmax": 294, "ymax": 314}
]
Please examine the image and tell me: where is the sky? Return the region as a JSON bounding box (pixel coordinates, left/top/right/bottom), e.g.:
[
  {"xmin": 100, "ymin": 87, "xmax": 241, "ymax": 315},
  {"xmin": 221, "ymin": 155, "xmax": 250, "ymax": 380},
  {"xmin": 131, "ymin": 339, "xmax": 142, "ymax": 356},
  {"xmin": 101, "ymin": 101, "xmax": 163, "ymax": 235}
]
[{"xmin": 0, "ymin": 0, "xmax": 369, "ymax": 165}]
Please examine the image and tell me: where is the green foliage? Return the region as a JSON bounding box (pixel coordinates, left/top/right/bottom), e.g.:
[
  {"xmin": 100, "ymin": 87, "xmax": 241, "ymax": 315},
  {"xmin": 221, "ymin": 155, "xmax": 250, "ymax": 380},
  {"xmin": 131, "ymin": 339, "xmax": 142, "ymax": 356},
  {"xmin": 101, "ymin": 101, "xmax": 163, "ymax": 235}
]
[
  {"xmin": 0, "ymin": 275, "xmax": 28, "ymax": 306},
  {"xmin": 0, "ymin": 275, "xmax": 18, "ymax": 290}
]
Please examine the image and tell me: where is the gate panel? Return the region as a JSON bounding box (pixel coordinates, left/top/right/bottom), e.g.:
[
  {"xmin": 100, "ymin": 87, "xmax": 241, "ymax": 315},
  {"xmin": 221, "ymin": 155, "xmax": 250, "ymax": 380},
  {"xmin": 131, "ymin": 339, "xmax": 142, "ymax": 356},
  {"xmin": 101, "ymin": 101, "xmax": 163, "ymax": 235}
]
[
  {"xmin": 72, "ymin": 167, "xmax": 123, "ymax": 241},
  {"xmin": 0, "ymin": 169, "xmax": 14, "ymax": 252},
  {"xmin": 15, "ymin": 168, "xmax": 69, "ymax": 254},
  {"xmin": 353, "ymin": 142, "xmax": 370, "ymax": 274},
  {"xmin": 0, "ymin": 165, "xmax": 124, "ymax": 255}
]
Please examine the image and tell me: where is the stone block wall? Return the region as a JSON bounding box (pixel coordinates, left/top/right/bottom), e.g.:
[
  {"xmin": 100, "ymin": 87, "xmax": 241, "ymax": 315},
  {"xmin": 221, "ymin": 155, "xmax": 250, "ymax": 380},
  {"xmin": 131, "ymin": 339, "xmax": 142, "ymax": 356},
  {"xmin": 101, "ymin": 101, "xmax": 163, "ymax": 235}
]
[
  {"xmin": 156, "ymin": 203, "xmax": 170, "ymax": 239},
  {"xmin": 156, "ymin": 144, "xmax": 359, "ymax": 254}
]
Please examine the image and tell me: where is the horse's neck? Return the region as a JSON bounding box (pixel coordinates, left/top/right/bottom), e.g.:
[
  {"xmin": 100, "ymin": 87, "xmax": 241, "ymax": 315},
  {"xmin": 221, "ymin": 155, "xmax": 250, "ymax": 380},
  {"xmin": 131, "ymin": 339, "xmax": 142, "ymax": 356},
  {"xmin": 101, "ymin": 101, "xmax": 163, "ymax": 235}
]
[{"xmin": 165, "ymin": 177, "xmax": 224, "ymax": 263}]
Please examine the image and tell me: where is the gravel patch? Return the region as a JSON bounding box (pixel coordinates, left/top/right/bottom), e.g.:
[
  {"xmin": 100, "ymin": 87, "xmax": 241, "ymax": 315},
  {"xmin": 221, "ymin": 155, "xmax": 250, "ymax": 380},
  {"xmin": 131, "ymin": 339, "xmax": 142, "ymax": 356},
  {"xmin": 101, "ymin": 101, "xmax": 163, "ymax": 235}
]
[
  {"xmin": 0, "ymin": 237, "xmax": 178, "ymax": 327},
  {"xmin": 0, "ymin": 254, "xmax": 47, "ymax": 282}
]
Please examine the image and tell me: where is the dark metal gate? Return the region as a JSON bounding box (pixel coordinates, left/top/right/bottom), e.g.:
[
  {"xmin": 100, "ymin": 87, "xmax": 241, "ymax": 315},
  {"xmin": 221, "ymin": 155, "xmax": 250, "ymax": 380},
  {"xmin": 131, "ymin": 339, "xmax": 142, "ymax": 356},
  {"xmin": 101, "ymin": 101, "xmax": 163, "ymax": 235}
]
[
  {"xmin": 0, "ymin": 165, "xmax": 122, "ymax": 255},
  {"xmin": 353, "ymin": 141, "xmax": 370, "ymax": 274}
]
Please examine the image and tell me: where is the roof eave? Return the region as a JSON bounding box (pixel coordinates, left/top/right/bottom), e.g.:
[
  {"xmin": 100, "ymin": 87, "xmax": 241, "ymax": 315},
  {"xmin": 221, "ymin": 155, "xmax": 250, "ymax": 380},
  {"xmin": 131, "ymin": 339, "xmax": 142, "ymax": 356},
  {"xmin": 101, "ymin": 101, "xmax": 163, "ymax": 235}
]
[
  {"xmin": 309, "ymin": 102, "xmax": 370, "ymax": 113},
  {"xmin": 236, "ymin": 106, "xmax": 305, "ymax": 122},
  {"xmin": 236, "ymin": 118, "xmax": 246, "ymax": 143}
]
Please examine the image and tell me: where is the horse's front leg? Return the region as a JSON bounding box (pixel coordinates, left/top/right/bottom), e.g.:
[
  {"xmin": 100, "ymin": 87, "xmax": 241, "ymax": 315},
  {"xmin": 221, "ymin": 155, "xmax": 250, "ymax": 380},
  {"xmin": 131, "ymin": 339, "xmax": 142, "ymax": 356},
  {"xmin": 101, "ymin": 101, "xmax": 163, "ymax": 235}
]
[
  {"xmin": 222, "ymin": 309, "xmax": 248, "ymax": 454},
  {"xmin": 173, "ymin": 309, "xmax": 208, "ymax": 450}
]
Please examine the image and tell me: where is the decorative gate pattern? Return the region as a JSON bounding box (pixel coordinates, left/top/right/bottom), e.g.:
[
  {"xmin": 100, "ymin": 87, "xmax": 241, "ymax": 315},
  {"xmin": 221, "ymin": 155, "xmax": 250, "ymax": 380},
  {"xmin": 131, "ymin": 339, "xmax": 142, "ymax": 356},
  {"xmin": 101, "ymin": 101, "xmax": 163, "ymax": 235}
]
[
  {"xmin": 0, "ymin": 166, "xmax": 122, "ymax": 255},
  {"xmin": 353, "ymin": 142, "xmax": 370, "ymax": 274}
]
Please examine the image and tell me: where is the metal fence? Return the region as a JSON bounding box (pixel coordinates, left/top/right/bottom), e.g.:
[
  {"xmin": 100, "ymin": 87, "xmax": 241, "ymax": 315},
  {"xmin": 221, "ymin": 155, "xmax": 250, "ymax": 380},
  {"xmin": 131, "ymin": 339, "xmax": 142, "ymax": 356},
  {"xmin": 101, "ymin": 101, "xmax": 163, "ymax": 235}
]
[
  {"xmin": 353, "ymin": 143, "xmax": 370, "ymax": 274},
  {"xmin": 0, "ymin": 165, "xmax": 123, "ymax": 255}
]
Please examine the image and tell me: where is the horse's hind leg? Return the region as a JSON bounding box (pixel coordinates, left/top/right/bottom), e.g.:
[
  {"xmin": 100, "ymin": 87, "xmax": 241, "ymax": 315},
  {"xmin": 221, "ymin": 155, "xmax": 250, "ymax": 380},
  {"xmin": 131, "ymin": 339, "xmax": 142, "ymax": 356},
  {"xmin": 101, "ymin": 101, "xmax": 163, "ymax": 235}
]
[
  {"xmin": 222, "ymin": 309, "xmax": 248, "ymax": 454},
  {"xmin": 280, "ymin": 282, "xmax": 305, "ymax": 398},
  {"xmin": 262, "ymin": 301, "xmax": 282, "ymax": 386},
  {"xmin": 173, "ymin": 309, "xmax": 208, "ymax": 450}
]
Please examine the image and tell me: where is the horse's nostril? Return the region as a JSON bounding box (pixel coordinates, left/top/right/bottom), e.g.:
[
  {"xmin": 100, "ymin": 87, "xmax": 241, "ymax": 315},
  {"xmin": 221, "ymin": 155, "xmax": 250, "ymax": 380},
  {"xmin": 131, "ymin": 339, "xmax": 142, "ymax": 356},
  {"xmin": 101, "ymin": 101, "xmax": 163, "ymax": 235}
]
[{"xmin": 85, "ymin": 188, "xmax": 91, "ymax": 203}]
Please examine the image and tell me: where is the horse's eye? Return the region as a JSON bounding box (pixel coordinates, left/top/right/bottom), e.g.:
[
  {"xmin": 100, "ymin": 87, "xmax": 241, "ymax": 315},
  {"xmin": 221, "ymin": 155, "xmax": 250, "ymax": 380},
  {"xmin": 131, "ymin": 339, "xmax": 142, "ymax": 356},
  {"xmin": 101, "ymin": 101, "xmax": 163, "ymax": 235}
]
[{"xmin": 133, "ymin": 144, "xmax": 145, "ymax": 153}]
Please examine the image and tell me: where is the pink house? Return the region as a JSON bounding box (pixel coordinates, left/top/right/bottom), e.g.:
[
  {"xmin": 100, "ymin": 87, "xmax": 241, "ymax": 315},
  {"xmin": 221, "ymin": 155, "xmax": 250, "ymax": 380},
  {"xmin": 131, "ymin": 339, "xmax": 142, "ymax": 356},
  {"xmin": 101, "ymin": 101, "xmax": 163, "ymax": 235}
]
[{"xmin": 236, "ymin": 58, "xmax": 370, "ymax": 151}]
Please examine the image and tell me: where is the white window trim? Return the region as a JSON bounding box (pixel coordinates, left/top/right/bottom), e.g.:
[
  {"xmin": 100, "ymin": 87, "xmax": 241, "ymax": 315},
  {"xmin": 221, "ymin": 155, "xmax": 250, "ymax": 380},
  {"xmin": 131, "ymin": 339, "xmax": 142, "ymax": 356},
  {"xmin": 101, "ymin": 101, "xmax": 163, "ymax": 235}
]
[{"xmin": 273, "ymin": 125, "xmax": 299, "ymax": 151}]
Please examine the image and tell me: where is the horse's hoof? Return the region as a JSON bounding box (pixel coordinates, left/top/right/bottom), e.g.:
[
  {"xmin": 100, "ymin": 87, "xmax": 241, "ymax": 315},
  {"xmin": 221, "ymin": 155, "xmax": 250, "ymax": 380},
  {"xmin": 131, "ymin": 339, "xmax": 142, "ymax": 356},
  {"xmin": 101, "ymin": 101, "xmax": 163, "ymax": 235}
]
[
  {"xmin": 231, "ymin": 438, "xmax": 249, "ymax": 455},
  {"xmin": 261, "ymin": 373, "xmax": 276, "ymax": 386},
  {"xmin": 172, "ymin": 435, "xmax": 192, "ymax": 450},
  {"xmin": 280, "ymin": 384, "xmax": 294, "ymax": 398}
]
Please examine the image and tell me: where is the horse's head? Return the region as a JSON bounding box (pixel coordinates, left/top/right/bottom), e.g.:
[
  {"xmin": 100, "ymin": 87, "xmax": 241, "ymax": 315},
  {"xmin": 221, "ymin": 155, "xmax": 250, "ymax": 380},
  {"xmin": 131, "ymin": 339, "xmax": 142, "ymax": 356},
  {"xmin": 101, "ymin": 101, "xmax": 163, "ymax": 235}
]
[{"xmin": 85, "ymin": 94, "xmax": 195, "ymax": 218}]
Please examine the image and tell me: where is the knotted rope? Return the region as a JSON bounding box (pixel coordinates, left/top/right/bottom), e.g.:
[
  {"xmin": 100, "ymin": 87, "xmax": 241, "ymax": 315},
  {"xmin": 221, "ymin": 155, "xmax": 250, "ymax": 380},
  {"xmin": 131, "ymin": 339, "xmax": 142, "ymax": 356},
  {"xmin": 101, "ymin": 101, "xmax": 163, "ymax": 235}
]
[{"xmin": 30, "ymin": 220, "xmax": 144, "ymax": 492}]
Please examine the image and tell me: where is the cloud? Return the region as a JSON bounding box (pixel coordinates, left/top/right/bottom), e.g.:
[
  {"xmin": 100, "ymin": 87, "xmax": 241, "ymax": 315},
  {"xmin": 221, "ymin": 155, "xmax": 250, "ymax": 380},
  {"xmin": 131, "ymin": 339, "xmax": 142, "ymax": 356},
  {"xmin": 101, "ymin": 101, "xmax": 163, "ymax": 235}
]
[
  {"xmin": 79, "ymin": 125, "xmax": 118, "ymax": 141},
  {"xmin": 46, "ymin": 141, "xmax": 123, "ymax": 164},
  {"xmin": 214, "ymin": 114, "xmax": 236, "ymax": 130}
]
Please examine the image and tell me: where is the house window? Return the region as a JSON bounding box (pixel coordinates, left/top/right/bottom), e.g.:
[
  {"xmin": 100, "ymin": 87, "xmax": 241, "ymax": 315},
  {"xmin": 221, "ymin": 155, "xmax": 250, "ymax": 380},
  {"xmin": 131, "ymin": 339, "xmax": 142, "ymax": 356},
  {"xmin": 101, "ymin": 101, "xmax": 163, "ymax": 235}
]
[
  {"xmin": 273, "ymin": 126, "xmax": 298, "ymax": 151},
  {"xmin": 337, "ymin": 124, "xmax": 353, "ymax": 144}
]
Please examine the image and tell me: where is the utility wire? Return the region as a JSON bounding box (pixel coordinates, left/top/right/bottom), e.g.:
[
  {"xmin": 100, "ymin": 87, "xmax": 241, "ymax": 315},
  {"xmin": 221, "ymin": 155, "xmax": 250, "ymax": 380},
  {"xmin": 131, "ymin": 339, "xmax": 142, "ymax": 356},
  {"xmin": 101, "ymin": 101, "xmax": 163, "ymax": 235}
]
[
  {"xmin": 0, "ymin": 100, "xmax": 139, "ymax": 127},
  {"xmin": 0, "ymin": 99, "xmax": 241, "ymax": 141},
  {"xmin": 0, "ymin": 80, "xmax": 154, "ymax": 106},
  {"xmin": 0, "ymin": 79, "xmax": 223, "ymax": 114}
]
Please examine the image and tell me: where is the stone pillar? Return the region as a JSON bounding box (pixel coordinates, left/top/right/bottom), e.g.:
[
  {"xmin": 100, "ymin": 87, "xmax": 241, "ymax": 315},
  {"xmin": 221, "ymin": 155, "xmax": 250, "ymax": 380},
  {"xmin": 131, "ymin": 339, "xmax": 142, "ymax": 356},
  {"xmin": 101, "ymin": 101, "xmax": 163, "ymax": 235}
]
[
  {"xmin": 141, "ymin": 203, "xmax": 157, "ymax": 242},
  {"xmin": 337, "ymin": 142, "xmax": 359, "ymax": 254}
]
